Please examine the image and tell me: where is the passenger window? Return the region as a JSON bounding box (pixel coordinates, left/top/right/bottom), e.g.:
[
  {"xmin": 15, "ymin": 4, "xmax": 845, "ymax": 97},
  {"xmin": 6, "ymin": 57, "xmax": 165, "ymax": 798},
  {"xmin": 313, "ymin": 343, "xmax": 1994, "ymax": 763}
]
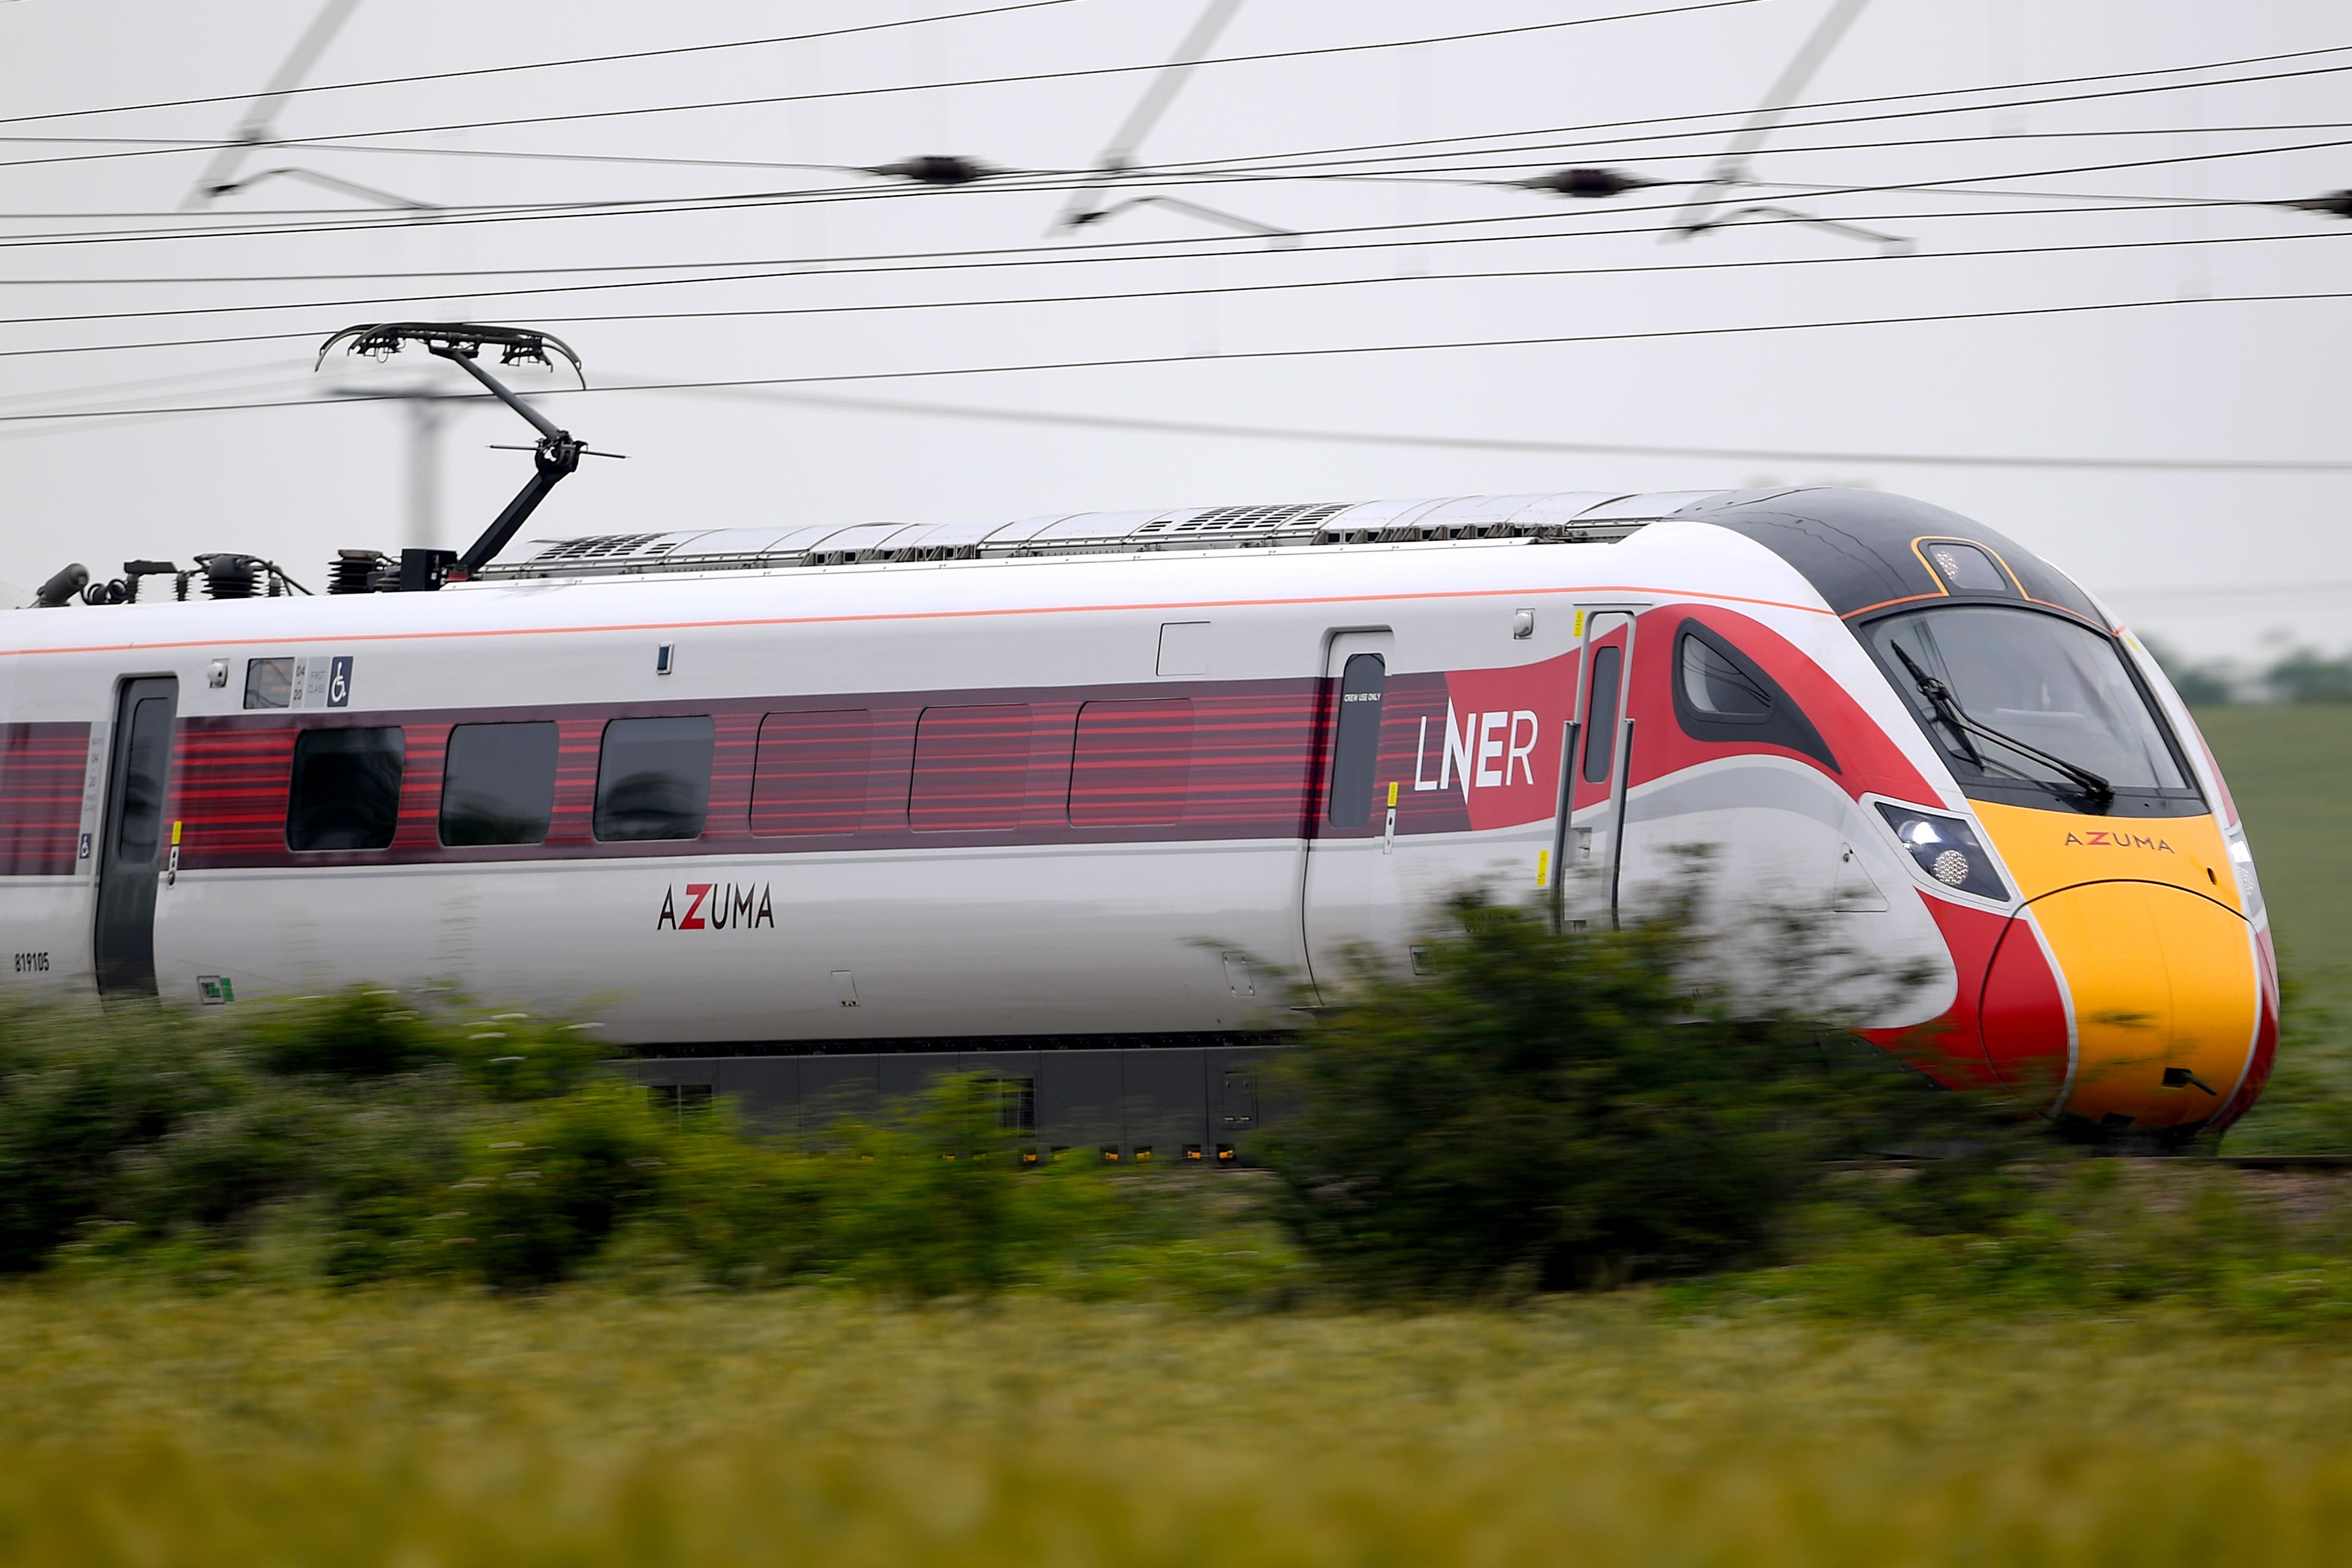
[
  {"xmin": 910, "ymin": 705, "xmax": 1032, "ymax": 831},
  {"xmin": 287, "ymin": 726, "xmax": 405, "ymax": 851},
  {"xmin": 752, "ymin": 710, "xmax": 873, "ymax": 836},
  {"xmin": 440, "ymin": 721, "xmax": 558, "ymax": 846},
  {"xmin": 1581, "ymin": 645, "xmax": 1622, "ymax": 784},
  {"xmin": 593, "ymin": 715, "xmax": 713, "ymax": 842},
  {"xmin": 1326, "ymin": 654, "xmax": 1385, "ymax": 827},
  {"xmin": 1069, "ymin": 699, "xmax": 1193, "ymax": 827},
  {"xmin": 1679, "ymin": 634, "xmax": 1772, "ymax": 720}
]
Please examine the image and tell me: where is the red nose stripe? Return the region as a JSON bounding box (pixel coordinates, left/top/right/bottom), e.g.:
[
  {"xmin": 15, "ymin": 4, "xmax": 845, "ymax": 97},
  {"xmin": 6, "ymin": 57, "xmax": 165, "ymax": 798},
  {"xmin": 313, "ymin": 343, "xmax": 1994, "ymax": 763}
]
[{"xmin": 1980, "ymin": 919, "xmax": 2073, "ymax": 1102}]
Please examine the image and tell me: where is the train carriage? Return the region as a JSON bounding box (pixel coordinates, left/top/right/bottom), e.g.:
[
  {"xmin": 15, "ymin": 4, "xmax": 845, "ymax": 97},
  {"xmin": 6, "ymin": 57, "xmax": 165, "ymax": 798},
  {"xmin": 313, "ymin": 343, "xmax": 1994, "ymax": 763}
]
[{"xmin": 0, "ymin": 485, "xmax": 2277, "ymax": 1151}]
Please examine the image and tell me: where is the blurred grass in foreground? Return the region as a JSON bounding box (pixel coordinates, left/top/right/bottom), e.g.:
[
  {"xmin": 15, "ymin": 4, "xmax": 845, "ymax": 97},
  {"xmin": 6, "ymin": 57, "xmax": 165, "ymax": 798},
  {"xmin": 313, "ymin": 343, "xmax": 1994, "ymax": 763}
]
[{"xmin": 4, "ymin": 1290, "xmax": 2352, "ymax": 1566}]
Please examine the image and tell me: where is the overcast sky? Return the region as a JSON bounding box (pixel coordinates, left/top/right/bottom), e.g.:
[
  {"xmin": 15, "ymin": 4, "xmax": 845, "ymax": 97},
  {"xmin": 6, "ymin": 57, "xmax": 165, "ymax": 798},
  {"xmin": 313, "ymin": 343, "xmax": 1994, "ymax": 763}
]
[{"xmin": 1, "ymin": 0, "xmax": 2344, "ymax": 662}]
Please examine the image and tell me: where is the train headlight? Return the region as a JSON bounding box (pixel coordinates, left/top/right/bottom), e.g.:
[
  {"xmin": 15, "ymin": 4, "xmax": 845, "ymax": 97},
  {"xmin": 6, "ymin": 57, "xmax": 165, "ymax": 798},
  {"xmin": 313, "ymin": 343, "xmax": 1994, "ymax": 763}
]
[
  {"xmin": 1875, "ymin": 803, "xmax": 2009, "ymax": 902},
  {"xmin": 2224, "ymin": 824, "xmax": 2266, "ymax": 921}
]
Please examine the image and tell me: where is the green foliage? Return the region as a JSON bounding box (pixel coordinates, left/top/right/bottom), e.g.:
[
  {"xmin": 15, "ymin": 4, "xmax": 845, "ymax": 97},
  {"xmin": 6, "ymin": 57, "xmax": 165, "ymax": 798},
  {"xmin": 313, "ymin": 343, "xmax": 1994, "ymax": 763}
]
[
  {"xmin": 1690, "ymin": 1157, "xmax": 2352, "ymax": 1329},
  {"xmin": 2263, "ymin": 646, "xmax": 2352, "ymax": 705},
  {"xmin": 0, "ymin": 1007, "xmax": 240, "ymax": 1272},
  {"xmin": 808, "ymin": 1077, "xmax": 1116, "ymax": 1298},
  {"xmin": 244, "ymin": 988, "xmax": 442, "ymax": 1079},
  {"xmin": 1260, "ymin": 889, "xmax": 2030, "ymax": 1297},
  {"xmin": 449, "ymin": 1083, "xmax": 671, "ymax": 1290},
  {"xmin": 0, "ymin": 998, "xmax": 1288, "ymax": 1303},
  {"xmin": 2218, "ymin": 980, "xmax": 2352, "ymax": 1156},
  {"xmin": 2142, "ymin": 635, "xmax": 2238, "ymax": 706}
]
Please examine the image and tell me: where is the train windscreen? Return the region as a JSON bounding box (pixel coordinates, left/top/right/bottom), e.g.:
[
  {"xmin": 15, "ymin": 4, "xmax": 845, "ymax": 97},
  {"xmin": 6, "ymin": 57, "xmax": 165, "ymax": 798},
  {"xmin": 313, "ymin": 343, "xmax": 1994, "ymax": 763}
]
[{"xmin": 1865, "ymin": 605, "xmax": 2199, "ymax": 812}]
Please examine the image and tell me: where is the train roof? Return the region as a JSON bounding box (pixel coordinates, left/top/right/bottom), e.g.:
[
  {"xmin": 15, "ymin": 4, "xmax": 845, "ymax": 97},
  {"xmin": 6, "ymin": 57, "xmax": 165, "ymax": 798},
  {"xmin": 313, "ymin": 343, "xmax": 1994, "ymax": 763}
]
[{"xmin": 480, "ymin": 490, "xmax": 1727, "ymax": 582}]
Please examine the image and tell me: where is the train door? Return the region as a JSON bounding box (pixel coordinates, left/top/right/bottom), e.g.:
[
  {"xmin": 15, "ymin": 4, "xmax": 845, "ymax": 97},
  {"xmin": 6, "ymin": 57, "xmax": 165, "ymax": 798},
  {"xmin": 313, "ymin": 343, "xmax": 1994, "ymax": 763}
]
[
  {"xmin": 93, "ymin": 676, "xmax": 178, "ymax": 998},
  {"xmin": 1299, "ymin": 630, "xmax": 1396, "ymax": 998},
  {"xmin": 1556, "ymin": 610, "xmax": 1640, "ymax": 930}
]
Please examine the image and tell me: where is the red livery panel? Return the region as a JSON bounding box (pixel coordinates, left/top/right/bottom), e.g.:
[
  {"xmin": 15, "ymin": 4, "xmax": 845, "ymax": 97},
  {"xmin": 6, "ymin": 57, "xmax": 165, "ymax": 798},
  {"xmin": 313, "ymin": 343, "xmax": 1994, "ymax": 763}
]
[{"xmin": 0, "ymin": 722, "xmax": 88, "ymax": 876}]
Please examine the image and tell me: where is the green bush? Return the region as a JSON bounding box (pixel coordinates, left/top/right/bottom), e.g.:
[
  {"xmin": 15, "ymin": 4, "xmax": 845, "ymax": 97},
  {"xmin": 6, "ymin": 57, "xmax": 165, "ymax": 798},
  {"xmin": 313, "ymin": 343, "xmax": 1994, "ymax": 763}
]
[
  {"xmin": 1259, "ymin": 890, "xmax": 2033, "ymax": 1297},
  {"xmin": 447, "ymin": 1083, "xmax": 672, "ymax": 1290},
  {"xmin": 0, "ymin": 996, "xmax": 1290, "ymax": 1303},
  {"xmin": 0, "ymin": 1007, "xmax": 241, "ymax": 1272}
]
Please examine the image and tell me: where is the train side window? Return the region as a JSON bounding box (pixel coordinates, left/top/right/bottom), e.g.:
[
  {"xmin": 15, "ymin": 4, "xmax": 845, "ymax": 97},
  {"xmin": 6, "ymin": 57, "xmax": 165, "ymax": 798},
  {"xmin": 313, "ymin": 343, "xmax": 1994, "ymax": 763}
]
[
  {"xmin": 1326, "ymin": 653, "xmax": 1385, "ymax": 827},
  {"xmin": 1678, "ymin": 634, "xmax": 1772, "ymax": 721},
  {"xmin": 1581, "ymin": 645, "xmax": 1622, "ymax": 783},
  {"xmin": 440, "ymin": 721, "xmax": 558, "ymax": 846},
  {"xmin": 1069, "ymin": 698, "xmax": 1193, "ymax": 826},
  {"xmin": 910, "ymin": 705, "xmax": 1032, "ymax": 831},
  {"xmin": 753, "ymin": 709, "xmax": 874, "ymax": 836},
  {"xmin": 287, "ymin": 726, "xmax": 406, "ymax": 852},
  {"xmin": 1670, "ymin": 619, "xmax": 1839, "ymax": 771},
  {"xmin": 594, "ymin": 715, "xmax": 714, "ymax": 842},
  {"xmin": 243, "ymin": 657, "xmax": 293, "ymax": 710}
]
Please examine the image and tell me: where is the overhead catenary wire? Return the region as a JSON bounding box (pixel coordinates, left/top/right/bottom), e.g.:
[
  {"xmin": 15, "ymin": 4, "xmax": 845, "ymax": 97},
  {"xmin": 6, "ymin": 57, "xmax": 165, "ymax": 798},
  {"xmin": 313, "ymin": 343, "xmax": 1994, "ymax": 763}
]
[
  {"xmin": 0, "ymin": 0, "xmax": 1762, "ymax": 178},
  {"xmin": 622, "ymin": 383, "xmax": 2352, "ymax": 476},
  {"xmin": 0, "ymin": 0, "xmax": 1084, "ymax": 131},
  {"xmin": 2, "ymin": 197, "xmax": 2334, "ymax": 359},
  {"xmin": 1124, "ymin": 41, "xmax": 2352, "ymax": 176},
  {"xmin": 5, "ymin": 288, "xmax": 2348, "ymax": 427},
  {"xmin": 10, "ymin": 32, "xmax": 2344, "ymax": 169},
  {"xmin": 4, "ymin": 120, "xmax": 2333, "ymax": 230},
  {"xmin": 9, "ymin": 227, "xmax": 2350, "ymax": 361},
  {"xmin": 5, "ymin": 129, "xmax": 2348, "ymax": 253},
  {"xmin": 11, "ymin": 116, "xmax": 2349, "ymax": 203},
  {"xmin": 10, "ymin": 361, "xmax": 2344, "ymax": 481},
  {"xmin": 3, "ymin": 171, "xmax": 2320, "ymax": 294},
  {"xmin": 8, "ymin": 46, "xmax": 2350, "ymax": 247}
]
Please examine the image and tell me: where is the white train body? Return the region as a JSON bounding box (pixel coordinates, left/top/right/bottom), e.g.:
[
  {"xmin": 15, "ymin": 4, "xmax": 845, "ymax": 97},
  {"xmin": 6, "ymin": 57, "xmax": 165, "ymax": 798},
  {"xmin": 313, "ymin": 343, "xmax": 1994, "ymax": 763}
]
[{"xmin": 0, "ymin": 488, "xmax": 2277, "ymax": 1141}]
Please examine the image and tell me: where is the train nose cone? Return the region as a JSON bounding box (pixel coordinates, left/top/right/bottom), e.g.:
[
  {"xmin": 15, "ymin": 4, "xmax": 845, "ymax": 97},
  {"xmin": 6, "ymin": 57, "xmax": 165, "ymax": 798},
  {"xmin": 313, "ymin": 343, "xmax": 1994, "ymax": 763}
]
[{"xmin": 1982, "ymin": 880, "xmax": 2260, "ymax": 1131}]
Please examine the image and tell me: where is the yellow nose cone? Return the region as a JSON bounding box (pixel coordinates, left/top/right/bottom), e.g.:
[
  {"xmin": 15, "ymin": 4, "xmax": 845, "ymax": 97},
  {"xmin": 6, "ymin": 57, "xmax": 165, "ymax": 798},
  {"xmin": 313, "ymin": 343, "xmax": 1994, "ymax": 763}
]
[{"xmin": 2010, "ymin": 880, "xmax": 2259, "ymax": 1129}]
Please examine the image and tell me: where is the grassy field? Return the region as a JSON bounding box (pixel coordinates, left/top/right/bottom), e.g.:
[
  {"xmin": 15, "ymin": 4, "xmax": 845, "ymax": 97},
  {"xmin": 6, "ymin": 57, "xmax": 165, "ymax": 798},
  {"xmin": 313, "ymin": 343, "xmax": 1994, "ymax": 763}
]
[
  {"xmin": 2195, "ymin": 704, "xmax": 2352, "ymax": 989},
  {"xmin": 6, "ymin": 1288, "xmax": 2352, "ymax": 1566},
  {"xmin": 0, "ymin": 707, "xmax": 2342, "ymax": 1566}
]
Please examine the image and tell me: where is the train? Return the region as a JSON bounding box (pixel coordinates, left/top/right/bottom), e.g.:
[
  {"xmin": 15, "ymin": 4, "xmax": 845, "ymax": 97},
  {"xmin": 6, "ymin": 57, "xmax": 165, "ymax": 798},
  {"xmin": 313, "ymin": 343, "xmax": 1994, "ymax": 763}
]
[{"xmin": 0, "ymin": 484, "xmax": 2276, "ymax": 1154}]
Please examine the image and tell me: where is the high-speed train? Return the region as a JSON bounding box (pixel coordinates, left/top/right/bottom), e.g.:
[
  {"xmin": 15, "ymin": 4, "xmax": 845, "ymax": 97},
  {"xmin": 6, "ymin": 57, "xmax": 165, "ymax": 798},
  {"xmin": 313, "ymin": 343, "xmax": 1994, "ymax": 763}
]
[{"xmin": 0, "ymin": 486, "xmax": 2275, "ymax": 1151}]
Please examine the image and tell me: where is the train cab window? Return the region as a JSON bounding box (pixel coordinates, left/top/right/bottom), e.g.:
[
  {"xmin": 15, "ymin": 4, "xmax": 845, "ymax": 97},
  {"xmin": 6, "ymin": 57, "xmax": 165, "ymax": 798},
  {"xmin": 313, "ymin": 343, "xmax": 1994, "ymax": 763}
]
[
  {"xmin": 752, "ymin": 710, "xmax": 873, "ymax": 836},
  {"xmin": 1867, "ymin": 605, "xmax": 2192, "ymax": 811},
  {"xmin": 1326, "ymin": 654, "xmax": 1385, "ymax": 827},
  {"xmin": 1069, "ymin": 698, "xmax": 1194, "ymax": 827},
  {"xmin": 910, "ymin": 705, "xmax": 1032, "ymax": 831},
  {"xmin": 440, "ymin": 721, "xmax": 558, "ymax": 846},
  {"xmin": 594, "ymin": 715, "xmax": 713, "ymax": 842},
  {"xmin": 287, "ymin": 726, "xmax": 406, "ymax": 852},
  {"xmin": 1581, "ymin": 645, "xmax": 1622, "ymax": 784}
]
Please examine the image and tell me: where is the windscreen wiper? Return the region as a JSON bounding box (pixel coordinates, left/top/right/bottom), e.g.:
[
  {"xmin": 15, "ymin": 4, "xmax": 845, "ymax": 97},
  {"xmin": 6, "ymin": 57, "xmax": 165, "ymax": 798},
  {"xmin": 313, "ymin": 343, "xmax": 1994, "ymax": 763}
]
[{"xmin": 1889, "ymin": 642, "xmax": 2115, "ymax": 805}]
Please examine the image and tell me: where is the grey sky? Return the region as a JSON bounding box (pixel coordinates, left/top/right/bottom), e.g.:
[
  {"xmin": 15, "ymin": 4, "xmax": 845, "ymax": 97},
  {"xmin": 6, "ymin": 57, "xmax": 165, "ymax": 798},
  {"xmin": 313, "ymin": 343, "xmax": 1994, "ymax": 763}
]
[{"xmin": 1, "ymin": 0, "xmax": 2344, "ymax": 662}]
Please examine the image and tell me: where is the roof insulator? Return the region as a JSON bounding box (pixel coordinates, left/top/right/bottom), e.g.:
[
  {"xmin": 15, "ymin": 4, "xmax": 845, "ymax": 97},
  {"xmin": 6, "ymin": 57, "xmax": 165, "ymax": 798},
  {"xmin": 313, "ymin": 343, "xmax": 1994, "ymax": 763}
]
[
  {"xmin": 865, "ymin": 155, "xmax": 999, "ymax": 186},
  {"xmin": 1513, "ymin": 167, "xmax": 1658, "ymax": 199},
  {"xmin": 2280, "ymin": 189, "xmax": 2352, "ymax": 218}
]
